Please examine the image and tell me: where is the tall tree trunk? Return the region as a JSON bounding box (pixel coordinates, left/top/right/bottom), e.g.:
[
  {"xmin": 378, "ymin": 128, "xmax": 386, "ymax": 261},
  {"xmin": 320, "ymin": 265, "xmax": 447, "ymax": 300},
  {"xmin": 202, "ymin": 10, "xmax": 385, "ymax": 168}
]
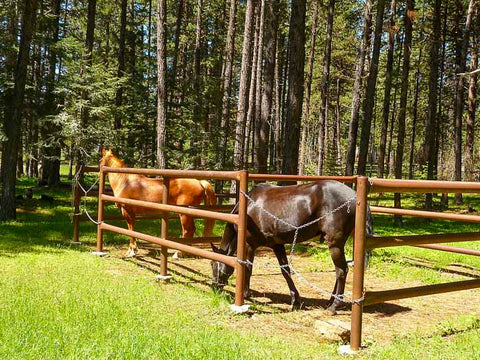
[
  {"xmin": 345, "ymin": 0, "xmax": 373, "ymax": 176},
  {"xmin": 408, "ymin": 48, "xmax": 422, "ymax": 179},
  {"xmin": 281, "ymin": 0, "xmax": 306, "ymax": 176},
  {"xmin": 114, "ymin": 0, "xmax": 127, "ymax": 130},
  {"xmin": 454, "ymin": 0, "xmax": 475, "ymax": 204},
  {"xmin": 233, "ymin": 0, "xmax": 256, "ymax": 169},
  {"xmin": 156, "ymin": 0, "xmax": 167, "ymax": 168},
  {"xmin": 377, "ymin": 0, "xmax": 396, "ymax": 178},
  {"xmin": 435, "ymin": 4, "xmax": 448, "ymax": 179},
  {"xmin": 0, "ymin": 0, "xmax": 39, "ymax": 221},
  {"xmin": 219, "ymin": 0, "xmax": 238, "ymax": 169},
  {"xmin": 424, "ymin": 0, "xmax": 441, "ymax": 209},
  {"xmin": 465, "ymin": 28, "xmax": 478, "ymax": 182},
  {"xmin": 170, "ymin": 0, "xmax": 184, "ymax": 104},
  {"xmin": 193, "ymin": 0, "xmax": 203, "ymax": 167},
  {"xmin": 298, "ymin": 0, "xmax": 319, "ymax": 175},
  {"xmin": 78, "ymin": 0, "xmax": 96, "ymax": 168},
  {"xmin": 394, "ymin": 0, "xmax": 414, "ymax": 226},
  {"xmin": 335, "ymin": 78, "xmax": 342, "ymax": 167},
  {"xmin": 316, "ymin": 0, "xmax": 335, "ymax": 175},
  {"xmin": 39, "ymin": 0, "xmax": 62, "ymax": 186},
  {"xmin": 256, "ymin": 0, "xmax": 278, "ymax": 174},
  {"xmin": 245, "ymin": 3, "xmax": 261, "ymax": 166},
  {"xmin": 253, "ymin": 0, "xmax": 265, "ymax": 168},
  {"xmin": 357, "ymin": 0, "xmax": 387, "ymax": 175}
]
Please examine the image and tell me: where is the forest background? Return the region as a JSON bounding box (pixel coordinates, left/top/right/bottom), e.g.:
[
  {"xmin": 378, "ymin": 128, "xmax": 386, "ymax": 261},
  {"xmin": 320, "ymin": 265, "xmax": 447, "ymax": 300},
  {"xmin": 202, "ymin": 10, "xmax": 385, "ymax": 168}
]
[{"xmin": 0, "ymin": 0, "xmax": 479, "ymax": 221}]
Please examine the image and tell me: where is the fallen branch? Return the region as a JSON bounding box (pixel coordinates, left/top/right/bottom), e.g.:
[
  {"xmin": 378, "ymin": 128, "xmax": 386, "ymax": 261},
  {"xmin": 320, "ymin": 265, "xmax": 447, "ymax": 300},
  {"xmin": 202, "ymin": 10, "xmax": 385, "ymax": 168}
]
[{"xmin": 457, "ymin": 68, "xmax": 480, "ymax": 77}]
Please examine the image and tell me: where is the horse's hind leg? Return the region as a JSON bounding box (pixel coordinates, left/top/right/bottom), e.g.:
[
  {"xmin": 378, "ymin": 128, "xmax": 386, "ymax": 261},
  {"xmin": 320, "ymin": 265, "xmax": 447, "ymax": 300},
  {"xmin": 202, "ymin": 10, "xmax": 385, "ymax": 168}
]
[
  {"xmin": 273, "ymin": 245, "xmax": 302, "ymax": 311},
  {"xmin": 326, "ymin": 243, "xmax": 348, "ymax": 314},
  {"xmin": 180, "ymin": 215, "xmax": 195, "ymax": 238}
]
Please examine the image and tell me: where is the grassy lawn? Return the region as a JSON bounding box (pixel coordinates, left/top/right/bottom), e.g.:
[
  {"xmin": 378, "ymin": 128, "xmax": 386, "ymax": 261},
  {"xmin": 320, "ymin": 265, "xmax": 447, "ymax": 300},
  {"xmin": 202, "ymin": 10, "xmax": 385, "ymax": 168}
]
[{"xmin": 0, "ymin": 175, "xmax": 479, "ymax": 359}]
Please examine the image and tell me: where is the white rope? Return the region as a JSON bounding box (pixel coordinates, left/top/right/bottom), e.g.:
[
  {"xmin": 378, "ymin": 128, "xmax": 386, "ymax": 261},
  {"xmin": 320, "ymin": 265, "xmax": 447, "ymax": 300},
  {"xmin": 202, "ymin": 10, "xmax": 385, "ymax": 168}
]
[
  {"xmin": 238, "ymin": 191, "xmax": 364, "ymax": 304},
  {"xmin": 73, "ymin": 168, "xmax": 103, "ymax": 225}
]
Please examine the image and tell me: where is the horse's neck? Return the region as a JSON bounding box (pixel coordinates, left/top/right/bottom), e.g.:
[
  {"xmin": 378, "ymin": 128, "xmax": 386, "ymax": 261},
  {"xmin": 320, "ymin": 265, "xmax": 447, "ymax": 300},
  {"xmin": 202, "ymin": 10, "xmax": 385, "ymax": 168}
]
[
  {"xmin": 220, "ymin": 223, "xmax": 237, "ymax": 256},
  {"xmin": 105, "ymin": 157, "xmax": 134, "ymax": 194}
]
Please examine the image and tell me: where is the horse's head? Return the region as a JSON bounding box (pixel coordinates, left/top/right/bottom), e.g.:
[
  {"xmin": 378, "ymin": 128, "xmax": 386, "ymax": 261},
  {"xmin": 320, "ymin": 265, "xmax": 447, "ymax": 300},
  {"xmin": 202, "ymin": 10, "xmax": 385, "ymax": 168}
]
[
  {"xmin": 99, "ymin": 147, "xmax": 122, "ymax": 167},
  {"xmin": 211, "ymin": 243, "xmax": 235, "ymax": 289}
]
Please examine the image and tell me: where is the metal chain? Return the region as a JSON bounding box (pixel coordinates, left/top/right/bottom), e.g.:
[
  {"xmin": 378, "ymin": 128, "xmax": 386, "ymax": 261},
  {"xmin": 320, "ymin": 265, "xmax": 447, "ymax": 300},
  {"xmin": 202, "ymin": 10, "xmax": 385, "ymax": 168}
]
[{"xmin": 237, "ymin": 192, "xmax": 363, "ymax": 304}]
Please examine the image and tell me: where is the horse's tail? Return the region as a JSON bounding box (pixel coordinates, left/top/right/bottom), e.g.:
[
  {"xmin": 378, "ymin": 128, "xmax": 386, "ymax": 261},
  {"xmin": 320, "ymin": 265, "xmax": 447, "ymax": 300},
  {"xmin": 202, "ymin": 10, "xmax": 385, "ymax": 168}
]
[{"xmin": 200, "ymin": 180, "xmax": 216, "ymax": 237}]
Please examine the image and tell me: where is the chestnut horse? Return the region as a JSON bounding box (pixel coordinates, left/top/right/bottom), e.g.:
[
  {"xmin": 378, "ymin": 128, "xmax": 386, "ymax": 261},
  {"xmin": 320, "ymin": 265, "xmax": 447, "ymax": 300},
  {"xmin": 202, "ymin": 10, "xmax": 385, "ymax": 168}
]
[
  {"xmin": 100, "ymin": 149, "xmax": 216, "ymax": 256},
  {"xmin": 211, "ymin": 180, "xmax": 373, "ymax": 314}
]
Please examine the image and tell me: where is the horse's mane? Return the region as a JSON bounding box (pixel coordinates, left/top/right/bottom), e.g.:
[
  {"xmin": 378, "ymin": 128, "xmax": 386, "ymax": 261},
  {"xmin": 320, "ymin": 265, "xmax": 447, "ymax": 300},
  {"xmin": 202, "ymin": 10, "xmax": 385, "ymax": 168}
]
[{"xmin": 109, "ymin": 153, "xmax": 126, "ymax": 168}]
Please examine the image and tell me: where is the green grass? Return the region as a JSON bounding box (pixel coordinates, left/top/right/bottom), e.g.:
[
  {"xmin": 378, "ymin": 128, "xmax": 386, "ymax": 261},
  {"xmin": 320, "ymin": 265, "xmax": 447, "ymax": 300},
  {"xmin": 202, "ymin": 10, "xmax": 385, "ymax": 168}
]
[{"xmin": 1, "ymin": 175, "xmax": 479, "ymax": 359}]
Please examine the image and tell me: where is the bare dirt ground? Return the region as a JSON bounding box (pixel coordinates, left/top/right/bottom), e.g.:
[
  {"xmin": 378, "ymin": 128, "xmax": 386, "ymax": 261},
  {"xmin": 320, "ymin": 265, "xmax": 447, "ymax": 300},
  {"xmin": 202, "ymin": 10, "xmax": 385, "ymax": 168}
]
[{"xmin": 112, "ymin": 241, "xmax": 480, "ymax": 346}]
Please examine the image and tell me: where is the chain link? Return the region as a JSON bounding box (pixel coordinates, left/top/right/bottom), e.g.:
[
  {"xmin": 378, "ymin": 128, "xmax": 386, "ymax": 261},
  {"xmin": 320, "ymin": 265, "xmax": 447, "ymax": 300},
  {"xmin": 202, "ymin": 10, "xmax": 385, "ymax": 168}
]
[{"xmin": 237, "ymin": 192, "xmax": 364, "ymax": 304}]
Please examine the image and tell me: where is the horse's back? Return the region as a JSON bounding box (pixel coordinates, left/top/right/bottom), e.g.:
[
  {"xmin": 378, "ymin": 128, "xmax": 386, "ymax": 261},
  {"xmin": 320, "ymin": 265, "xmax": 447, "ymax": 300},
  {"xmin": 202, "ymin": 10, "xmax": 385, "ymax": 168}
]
[{"xmin": 246, "ymin": 180, "xmax": 356, "ymax": 244}]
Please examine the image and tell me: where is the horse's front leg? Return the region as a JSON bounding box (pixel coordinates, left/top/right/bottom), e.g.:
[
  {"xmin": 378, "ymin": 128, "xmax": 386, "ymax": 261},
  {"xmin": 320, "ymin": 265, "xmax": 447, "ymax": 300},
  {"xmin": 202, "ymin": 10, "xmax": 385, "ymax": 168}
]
[
  {"xmin": 273, "ymin": 244, "xmax": 302, "ymax": 311},
  {"xmin": 243, "ymin": 245, "xmax": 256, "ymax": 299},
  {"xmin": 122, "ymin": 208, "xmax": 138, "ymax": 257},
  {"xmin": 326, "ymin": 244, "xmax": 348, "ymax": 314}
]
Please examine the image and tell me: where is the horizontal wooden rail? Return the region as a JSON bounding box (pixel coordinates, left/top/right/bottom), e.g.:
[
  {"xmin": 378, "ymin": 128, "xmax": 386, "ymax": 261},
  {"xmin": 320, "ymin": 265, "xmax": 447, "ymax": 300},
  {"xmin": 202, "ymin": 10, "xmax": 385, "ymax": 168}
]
[
  {"xmin": 82, "ymin": 166, "xmax": 100, "ymax": 173},
  {"xmin": 371, "ymin": 178, "xmax": 480, "ymax": 194},
  {"xmin": 249, "ymin": 173, "xmax": 357, "ymax": 183},
  {"xmin": 101, "ymin": 166, "xmax": 240, "ymax": 181},
  {"xmin": 364, "ymin": 279, "xmax": 480, "ymax": 306},
  {"xmin": 413, "ymin": 244, "xmax": 480, "ymax": 256},
  {"xmin": 370, "ymin": 206, "xmax": 480, "ymax": 223},
  {"xmin": 100, "ymin": 223, "xmax": 237, "ymax": 267},
  {"xmin": 167, "ymin": 236, "xmax": 222, "ymax": 244},
  {"xmin": 101, "ymin": 194, "xmax": 239, "ymax": 224},
  {"xmin": 367, "ymin": 232, "xmax": 480, "ymax": 249},
  {"xmin": 76, "ymin": 214, "xmax": 171, "ymax": 222}
]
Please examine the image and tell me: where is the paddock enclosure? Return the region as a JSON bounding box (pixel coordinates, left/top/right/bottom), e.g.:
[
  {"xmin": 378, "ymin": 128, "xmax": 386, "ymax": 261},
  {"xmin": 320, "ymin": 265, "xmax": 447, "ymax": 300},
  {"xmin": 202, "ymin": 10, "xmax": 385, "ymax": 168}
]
[{"xmin": 73, "ymin": 166, "xmax": 480, "ymax": 352}]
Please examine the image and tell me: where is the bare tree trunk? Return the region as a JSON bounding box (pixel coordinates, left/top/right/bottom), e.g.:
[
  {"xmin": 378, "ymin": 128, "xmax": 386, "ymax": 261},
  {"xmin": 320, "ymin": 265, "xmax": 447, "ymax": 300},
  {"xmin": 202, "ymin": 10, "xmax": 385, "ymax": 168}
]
[
  {"xmin": 256, "ymin": 0, "xmax": 278, "ymax": 174},
  {"xmin": 0, "ymin": 0, "xmax": 38, "ymax": 221},
  {"xmin": 39, "ymin": 0, "xmax": 61, "ymax": 186},
  {"xmin": 357, "ymin": 0, "xmax": 387, "ymax": 175},
  {"xmin": 408, "ymin": 48, "xmax": 422, "ymax": 179},
  {"xmin": 245, "ymin": 3, "xmax": 261, "ymax": 166},
  {"xmin": 298, "ymin": 0, "xmax": 319, "ymax": 175},
  {"xmin": 394, "ymin": 0, "xmax": 414, "ymax": 226},
  {"xmin": 465, "ymin": 28, "xmax": 478, "ymax": 182},
  {"xmin": 454, "ymin": 0, "xmax": 476, "ymax": 203},
  {"xmin": 316, "ymin": 0, "xmax": 335, "ymax": 175},
  {"xmin": 170, "ymin": 0, "xmax": 184, "ymax": 104},
  {"xmin": 345, "ymin": 0, "xmax": 373, "ymax": 176},
  {"xmin": 156, "ymin": 0, "xmax": 167, "ymax": 168},
  {"xmin": 233, "ymin": 0, "xmax": 256, "ymax": 169},
  {"xmin": 424, "ymin": 0, "xmax": 441, "ymax": 209},
  {"xmin": 219, "ymin": 0, "xmax": 238, "ymax": 169},
  {"xmin": 335, "ymin": 78, "xmax": 342, "ymax": 167},
  {"xmin": 114, "ymin": 0, "xmax": 127, "ymax": 130},
  {"xmin": 193, "ymin": 0, "xmax": 204, "ymax": 167},
  {"xmin": 281, "ymin": 0, "xmax": 306, "ymax": 176},
  {"xmin": 377, "ymin": 0, "xmax": 396, "ymax": 178}
]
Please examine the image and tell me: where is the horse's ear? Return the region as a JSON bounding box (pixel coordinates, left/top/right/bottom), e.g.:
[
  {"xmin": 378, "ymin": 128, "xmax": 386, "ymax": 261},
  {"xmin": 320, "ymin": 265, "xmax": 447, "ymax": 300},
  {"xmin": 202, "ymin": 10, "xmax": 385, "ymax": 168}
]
[
  {"xmin": 100, "ymin": 145, "xmax": 106, "ymax": 156},
  {"xmin": 211, "ymin": 243, "xmax": 219, "ymax": 253}
]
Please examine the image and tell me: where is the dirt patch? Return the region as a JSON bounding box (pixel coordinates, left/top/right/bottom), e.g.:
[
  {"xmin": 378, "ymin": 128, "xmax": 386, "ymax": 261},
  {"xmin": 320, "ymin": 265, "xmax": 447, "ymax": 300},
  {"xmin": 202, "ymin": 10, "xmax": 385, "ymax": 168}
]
[{"xmin": 110, "ymin": 242, "xmax": 480, "ymax": 346}]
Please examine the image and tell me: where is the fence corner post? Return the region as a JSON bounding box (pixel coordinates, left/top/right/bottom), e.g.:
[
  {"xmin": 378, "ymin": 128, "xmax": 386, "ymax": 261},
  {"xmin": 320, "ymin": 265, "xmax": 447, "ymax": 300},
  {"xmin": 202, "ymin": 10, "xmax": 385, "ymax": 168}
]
[
  {"xmin": 234, "ymin": 170, "xmax": 248, "ymax": 307},
  {"xmin": 350, "ymin": 175, "xmax": 369, "ymax": 351},
  {"xmin": 96, "ymin": 165, "xmax": 106, "ymax": 252}
]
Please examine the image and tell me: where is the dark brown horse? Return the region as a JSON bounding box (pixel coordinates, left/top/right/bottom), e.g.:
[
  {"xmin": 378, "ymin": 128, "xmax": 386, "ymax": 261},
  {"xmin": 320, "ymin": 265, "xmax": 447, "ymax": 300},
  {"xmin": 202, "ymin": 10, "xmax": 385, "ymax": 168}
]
[
  {"xmin": 100, "ymin": 149, "xmax": 216, "ymax": 256},
  {"xmin": 211, "ymin": 180, "xmax": 373, "ymax": 314}
]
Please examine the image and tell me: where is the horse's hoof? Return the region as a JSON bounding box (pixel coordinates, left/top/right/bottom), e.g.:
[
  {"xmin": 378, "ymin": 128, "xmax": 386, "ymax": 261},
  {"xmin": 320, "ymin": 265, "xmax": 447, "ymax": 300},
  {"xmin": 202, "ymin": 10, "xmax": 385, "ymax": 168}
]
[
  {"xmin": 325, "ymin": 307, "xmax": 337, "ymax": 316},
  {"xmin": 125, "ymin": 249, "xmax": 137, "ymax": 258},
  {"xmin": 291, "ymin": 300, "xmax": 303, "ymax": 311}
]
